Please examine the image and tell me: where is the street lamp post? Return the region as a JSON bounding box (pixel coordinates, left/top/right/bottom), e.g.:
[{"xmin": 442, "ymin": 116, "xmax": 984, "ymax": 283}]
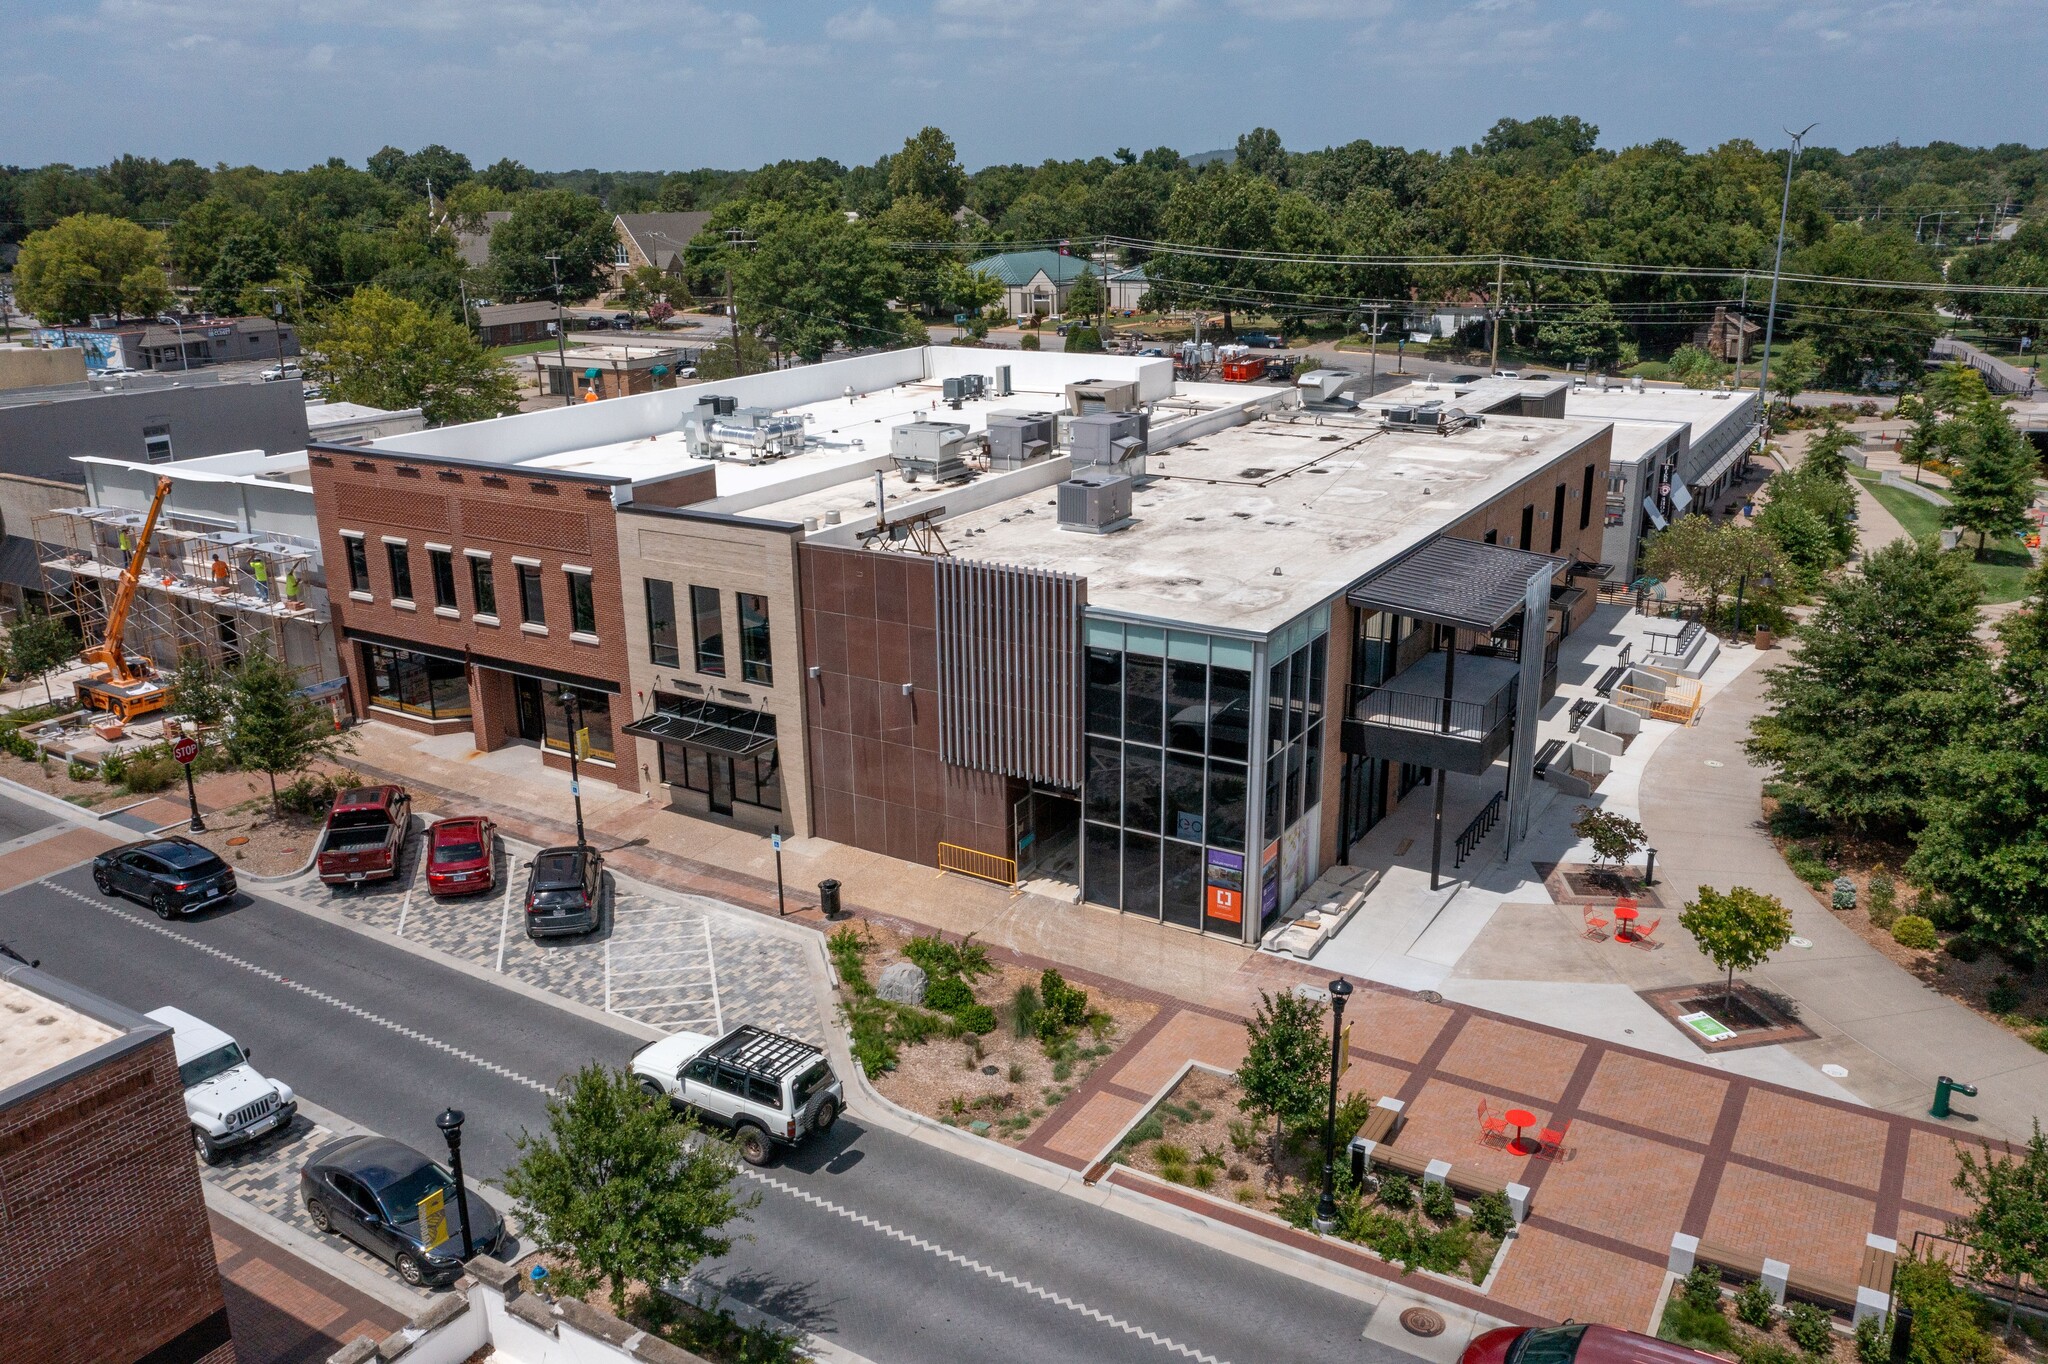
[
  {"xmin": 159, "ymin": 314, "xmax": 190, "ymax": 371},
  {"xmin": 1314, "ymin": 978, "xmax": 1355, "ymax": 1231},
  {"xmin": 1756, "ymin": 123, "xmax": 1816, "ymax": 413},
  {"xmin": 557, "ymin": 689, "xmax": 588, "ymax": 849},
  {"xmin": 434, "ymin": 1108, "xmax": 476, "ymax": 1259},
  {"xmin": 1732, "ymin": 570, "xmax": 1773, "ymax": 641}
]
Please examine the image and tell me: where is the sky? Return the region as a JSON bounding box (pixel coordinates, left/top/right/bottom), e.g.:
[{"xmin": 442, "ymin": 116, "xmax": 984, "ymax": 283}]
[{"xmin": 8, "ymin": 0, "xmax": 2047, "ymax": 173}]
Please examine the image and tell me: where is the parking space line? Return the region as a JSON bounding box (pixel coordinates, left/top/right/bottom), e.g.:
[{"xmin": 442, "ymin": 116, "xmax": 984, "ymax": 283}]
[
  {"xmin": 604, "ymin": 937, "xmax": 612, "ymax": 1013},
  {"xmin": 702, "ymin": 917, "xmax": 723, "ymax": 1036},
  {"xmin": 494, "ymin": 866, "xmax": 516, "ymax": 973}
]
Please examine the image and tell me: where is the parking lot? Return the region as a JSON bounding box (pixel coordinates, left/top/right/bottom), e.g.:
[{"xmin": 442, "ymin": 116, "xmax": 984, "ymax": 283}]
[{"xmin": 275, "ymin": 821, "xmax": 823, "ymax": 1041}]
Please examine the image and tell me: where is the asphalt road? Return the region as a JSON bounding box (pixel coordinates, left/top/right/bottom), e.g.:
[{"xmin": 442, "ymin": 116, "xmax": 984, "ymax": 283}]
[
  {"xmin": 0, "ymin": 789, "xmax": 56, "ymax": 844},
  {"xmin": 0, "ymin": 858, "xmax": 1416, "ymax": 1364}
]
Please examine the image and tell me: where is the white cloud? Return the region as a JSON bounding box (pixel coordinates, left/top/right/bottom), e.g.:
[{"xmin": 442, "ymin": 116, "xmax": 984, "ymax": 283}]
[{"xmin": 826, "ymin": 5, "xmax": 900, "ymax": 42}]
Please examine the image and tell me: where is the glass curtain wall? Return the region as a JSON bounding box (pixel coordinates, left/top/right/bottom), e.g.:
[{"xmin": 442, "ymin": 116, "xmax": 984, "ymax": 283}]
[
  {"xmin": 1082, "ymin": 620, "xmax": 1253, "ymax": 938},
  {"xmin": 1259, "ymin": 607, "xmax": 1329, "ymax": 927}
]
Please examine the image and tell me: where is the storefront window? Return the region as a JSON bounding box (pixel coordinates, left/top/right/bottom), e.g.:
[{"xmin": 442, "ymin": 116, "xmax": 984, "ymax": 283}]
[
  {"xmin": 539, "ymin": 682, "xmax": 612, "ymax": 761},
  {"xmin": 1162, "ymin": 840, "xmax": 1203, "ymax": 929},
  {"xmin": 364, "ymin": 644, "xmax": 470, "ymax": 721},
  {"xmin": 1122, "ymin": 832, "xmax": 1160, "ymax": 920}
]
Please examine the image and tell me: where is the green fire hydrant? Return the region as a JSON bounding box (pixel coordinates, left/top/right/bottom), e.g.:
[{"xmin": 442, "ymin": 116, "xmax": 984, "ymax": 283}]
[{"xmin": 1930, "ymin": 1075, "xmax": 1977, "ymax": 1119}]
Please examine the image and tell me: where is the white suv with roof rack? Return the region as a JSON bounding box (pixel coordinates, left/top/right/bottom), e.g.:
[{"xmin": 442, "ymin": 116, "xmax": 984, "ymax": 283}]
[
  {"xmin": 148, "ymin": 1006, "xmax": 297, "ymax": 1164},
  {"xmin": 630, "ymin": 1024, "xmax": 842, "ymax": 1166}
]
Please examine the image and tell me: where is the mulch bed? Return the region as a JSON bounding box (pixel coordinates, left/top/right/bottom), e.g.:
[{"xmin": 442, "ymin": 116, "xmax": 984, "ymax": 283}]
[
  {"xmin": 1535, "ymin": 860, "xmax": 1666, "ymax": 909},
  {"xmin": 1639, "ymin": 981, "xmax": 1818, "ymax": 1052}
]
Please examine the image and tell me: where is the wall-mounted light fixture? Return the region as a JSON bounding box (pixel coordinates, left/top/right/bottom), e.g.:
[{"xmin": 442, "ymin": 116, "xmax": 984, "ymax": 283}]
[{"xmin": 900, "ymin": 682, "xmax": 914, "ymax": 696}]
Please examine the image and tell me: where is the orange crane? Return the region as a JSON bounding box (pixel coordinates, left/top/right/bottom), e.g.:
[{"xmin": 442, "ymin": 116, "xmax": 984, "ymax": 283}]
[{"xmin": 75, "ymin": 475, "xmax": 176, "ymax": 722}]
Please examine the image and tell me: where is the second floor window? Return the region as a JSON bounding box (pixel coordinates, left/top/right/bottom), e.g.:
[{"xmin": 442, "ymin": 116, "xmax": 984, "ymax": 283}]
[
  {"xmin": 429, "ymin": 549, "xmax": 457, "ymax": 610},
  {"xmin": 470, "ymin": 556, "xmax": 497, "ymax": 616},
  {"xmin": 517, "ymin": 563, "xmax": 545, "ymax": 626},
  {"xmin": 646, "ymin": 579, "xmax": 679, "ymax": 667},
  {"xmin": 567, "ymin": 570, "xmax": 596, "ymax": 635},
  {"xmin": 344, "ymin": 537, "xmax": 370, "ymax": 593},
  {"xmin": 739, "ymin": 592, "xmax": 772, "ymax": 685},
  {"xmin": 386, "ymin": 543, "xmax": 413, "ymax": 601},
  {"xmin": 691, "ymin": 585, "xmax": 724, "ymax": 676}
]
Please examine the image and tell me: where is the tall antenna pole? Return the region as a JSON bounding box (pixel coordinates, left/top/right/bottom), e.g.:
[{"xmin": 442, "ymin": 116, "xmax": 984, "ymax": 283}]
[
  {"xmin": 723, "ymin": 227, "xmax": 755, "ymax": 376},
  {"xmin": 1489, "ymin": 255, "xmax": 1506, "ymax": 373},
  {"xmin": 1757, "ymin": 123, "xmax": 1816, "ymax": 409},
  {"xmin": 546, "ymin": 252, "xmax": 570, "ymax": 407}
]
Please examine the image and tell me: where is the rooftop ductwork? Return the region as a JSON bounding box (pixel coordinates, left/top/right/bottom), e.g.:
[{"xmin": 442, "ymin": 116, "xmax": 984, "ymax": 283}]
[{"xmin": 1380, "ymin": 400, "xmax": 1479, "ymax": 436}]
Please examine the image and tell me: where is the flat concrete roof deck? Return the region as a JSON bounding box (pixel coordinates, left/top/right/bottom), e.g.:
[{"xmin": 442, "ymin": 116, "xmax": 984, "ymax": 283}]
[
  {"xmin": 0, "ymin": 977, "xmax": 122, "ymax": 1093},
  {"xmin": 937, "ymin": 410, "xmax": 1609, "ymax": 635}
]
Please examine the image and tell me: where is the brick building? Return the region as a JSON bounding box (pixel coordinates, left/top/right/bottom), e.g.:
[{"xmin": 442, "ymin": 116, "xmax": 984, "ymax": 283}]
[{"xmin": 0, "ymin": 963, "xmax": 234, "ymax": 1364}]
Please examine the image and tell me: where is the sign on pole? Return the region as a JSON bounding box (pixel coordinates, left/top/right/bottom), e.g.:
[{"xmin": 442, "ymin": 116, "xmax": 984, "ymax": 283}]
[
  {"xmin": 418, "ymin": 1187, "xmax": 450, "ymax": 1250},
  {"xmin": 172, "ymin": 735, "xmax": 199, "ymax": 765},
  {"xmin": 574, "ymin": 726, "xmax": 591, "ymax": 759}
]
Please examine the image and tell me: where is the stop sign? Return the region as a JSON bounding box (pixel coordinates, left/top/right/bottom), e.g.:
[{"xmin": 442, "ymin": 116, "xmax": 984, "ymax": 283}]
[{"xmin": 172, "ymin": 735, "xmax": 199, "ymax": 765}]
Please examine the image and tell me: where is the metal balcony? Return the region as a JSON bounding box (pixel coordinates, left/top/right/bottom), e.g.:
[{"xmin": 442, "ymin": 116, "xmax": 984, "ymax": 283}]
[{"xmin": 1340, "ymin": 651, "xmax": 1520, "ymax": 774}]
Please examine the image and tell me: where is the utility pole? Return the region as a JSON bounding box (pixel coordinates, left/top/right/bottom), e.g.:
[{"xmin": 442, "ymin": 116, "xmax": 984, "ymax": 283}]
[
  {"xmin": 723, "ymin": 227, "xmax": 755, "ymax": 377},
  {"xmin": 1367, "ymin": 302, "xmax": 1381, "ymax": 392},
  {"xmin": 546, "ymin": 252, "xmax": 570, "ymax": 407},
  {"xmin": 1757, "ymin": 123, "xmax": 1817, "ymax": 409},
  {"xmin": 1489, "ymin": 256, "xmax": 1506, "ymax": 373},
  {"xmin": 1734, "ymin": 274, "xmax": 1750, "ymax": 389}
]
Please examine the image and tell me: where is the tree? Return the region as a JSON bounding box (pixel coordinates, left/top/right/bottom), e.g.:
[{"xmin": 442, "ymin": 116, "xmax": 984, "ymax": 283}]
[
  {"xmin": 1571, "ymin": 805, "xmax": 1647, "ymax": 876},
  {"xmin": 724, "ymin": 205, "xmax": 905, "ymax": 362},
  {"xmin": 224, "ymin": 652, "xmax": 352, "ymax": 816},
  {"xmin": 1788, "ymin": 225, "xmax": 1942, "ymax": 387},
  {"xmin": 1064, "ymin": 325, "xmax": 1105, "ymax": 353},
  {"xmin": 6, "ymin": 612, "xmax": 79, "ymax": 704},
  {"xmin": 1234, "ymin": 127, "xmax": 1290, "ymax": 185},
  {"xmin": 871, "ymin": 194, "xmax": 956, "ymax": 316},
  {"xmin": 1800, "ymin": 420, "xmax": 1857, "ymax": 485},
  {"xmin": 504, "ymin": 1064, "xmax": 754, "ymax": 1313},
  {"xmin": 304, "ymin": 286, "xmax": 519, "ymax": 426},
  {"xmin": 487, "ymin": 189, "xmax": 616, "ymax": 301},
  {"xmin": 1237, "ymin": 988, "xmax": 1329, "ymax": 1176},
  {"xmin": 14, "ymin": 213, "xmax": 171, "ymax": 324},
  {"xmin": 1949, "ymin": 1121, "xmax": 2048, "ymax": 1338},
  {"xmin": 1945, "ymin": 401, "xmax": 2038, "ymax": 559},
  {"xmin": 1534, "ymin": 295, "xmax": 1627, "ymax": 368},
  {"xmin": 941, "ymin": 261, "xmax": 1004, "ymax": 320},
  {"xmin": 615, "ymin": 264, "xmax": 671, "ymax": 324},
  {"xmin": 1148, "ymin": 169, "xmax": 1281, "ymax": 333},
  {"xmin": 887, "ymin": 127, "xmax": 967, "ymax": 214},
  {"xmin": 1680, "ymin": 886, "xmax": 1793, "ymax": 1010},
  {"xmin": 168, "ymin": 649, "xmax": 232, "ymax": 728},
  {"xmin": 1063, "ymin": 267, "xmax": 1105, "ymax": 324},
  {"xmin": 476, "ymin": 157, "xmax": 536, "ymax": 194},
  {"xmin": 1909, "ymin": 566, "xmax": 2048, "ymax": 958},
  {"xmin": 1641, "ymin": 518, "xmax": 1785, "ymax": 627},
  {"xmin": 1747, "ymin": 538, "xmax": 1990, "ymax": 834},
  {"xmin": 1666, "ymin": 345, "xmax": 1729, "ymax": 389},
  {"xmin": 1756, "ymin": 462, "xmax": 1859, "ymax": 584},
  {"xmin": 1762, "ymin": 338, "xmax": 1823, "ymax": 405}
]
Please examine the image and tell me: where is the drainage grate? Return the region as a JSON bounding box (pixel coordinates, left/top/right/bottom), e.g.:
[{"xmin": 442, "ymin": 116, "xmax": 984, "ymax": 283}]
[{"xmin": 1400, "ymin": 1308, "xmax": 1447, "ymax": 1337}]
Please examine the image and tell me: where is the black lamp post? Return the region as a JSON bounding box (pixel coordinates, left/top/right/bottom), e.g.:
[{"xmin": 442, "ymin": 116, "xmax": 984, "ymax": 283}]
[
  {"xmin": 1732, "ymin": 569, "xmax": 1774, "ymax": 641},
  {"xmin": 1315, "ymin": 978, "xmax": 1355, "ymax": 1230},
  {"xmin": 435, "ymin": 1107, "xmax": 476, "ymax": 1259},
  {"xmin": 556, "ymin": 689, "xmax": 588, "ymax": 850}
]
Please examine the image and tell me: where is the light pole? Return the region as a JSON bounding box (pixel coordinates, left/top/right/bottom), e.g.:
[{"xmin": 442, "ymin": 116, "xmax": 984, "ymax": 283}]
[
  {"xmin": 434, "ymin": 1108, "xmax": 476, "ymax": 1259},
  {"xmin": 556, "ymin": 688, "xmax": 588, "ymax": 849},
  {"xmin": 1756, "ymin": 123, "xmax": 1816, "ymax": 413},
  {"xmin": 1732, "ymin": 569, "xmax": 1773, "ymax": 641},
  {"xmin": 1315, "ymin": 977, "xmax": 1354, "ymax": 1231},
  {"xmin": 546, "ymin": 252, "xmax": 571, "ymax": 407},
  {"xmin": 158, "ymin": 314, "xmax": 190, "ymax": 371}
]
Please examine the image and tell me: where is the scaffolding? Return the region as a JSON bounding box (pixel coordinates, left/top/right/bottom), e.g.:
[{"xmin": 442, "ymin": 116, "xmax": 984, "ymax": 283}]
[{"xmin": 33, "ymin": 504, "xmax": 330, "ymax": 681}]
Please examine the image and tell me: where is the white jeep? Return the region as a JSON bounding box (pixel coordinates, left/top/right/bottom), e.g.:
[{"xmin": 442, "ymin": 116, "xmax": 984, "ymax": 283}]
[
  {"xmin": 148, "ymin": 1006, "xmax": 297, "ymax": 1164},
  {"xmin": 630, "ymin": 1024, "xmax": 842, "ymax": 1166}
]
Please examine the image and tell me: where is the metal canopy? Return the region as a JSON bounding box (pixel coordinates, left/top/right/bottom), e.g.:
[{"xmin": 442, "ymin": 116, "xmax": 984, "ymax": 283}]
[
  {"xmin": 1347, "ymin": 537, "xmax": 1568, "ymax": 633},
  {"xmin": 622, "ymin": 697, "xmax": 778, "ymax": 757}
]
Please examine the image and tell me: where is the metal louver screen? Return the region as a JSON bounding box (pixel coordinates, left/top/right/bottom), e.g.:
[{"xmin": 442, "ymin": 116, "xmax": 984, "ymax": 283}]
[{"xmin": 934, "ymin": 558, "xmax": 1081, "ymax": 789}]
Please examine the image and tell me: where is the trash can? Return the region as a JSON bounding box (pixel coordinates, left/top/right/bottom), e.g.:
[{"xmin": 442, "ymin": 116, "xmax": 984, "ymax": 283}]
[{"xmin": 818, "ymin": 878, "xmax": 842, "ymax": 919}]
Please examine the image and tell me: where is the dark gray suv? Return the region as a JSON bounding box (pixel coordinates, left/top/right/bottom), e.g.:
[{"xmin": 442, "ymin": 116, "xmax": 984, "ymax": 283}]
[{"xmin": 524, "ymin": 845, "xmax": 605, "ymax": 939}]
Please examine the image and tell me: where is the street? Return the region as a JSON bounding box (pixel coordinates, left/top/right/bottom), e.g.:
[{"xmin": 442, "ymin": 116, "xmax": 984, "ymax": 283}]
[{"xmin": 0, "ymin": 804, "xmax": 1413, "ymax": 1364}]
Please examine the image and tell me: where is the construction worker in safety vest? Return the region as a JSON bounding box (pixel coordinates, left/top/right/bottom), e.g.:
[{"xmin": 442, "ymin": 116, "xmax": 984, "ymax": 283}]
[
  {"xmin": 282, "ymin": 568, "xmax": 301, "ymax": 606},
  {"xmin": 118, "ymin": 527, "xmax": 133, "ymax": 556},
  {"xmin": 250, "ymin": 556, "xmax": 270, "ymax": 602}
]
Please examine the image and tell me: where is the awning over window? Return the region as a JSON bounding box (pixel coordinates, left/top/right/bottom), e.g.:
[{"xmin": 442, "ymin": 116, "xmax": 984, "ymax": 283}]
[
  {"xmin": 622, "ymin": 696, "xmax": 778, "ymax": 757},
  {"xmin": 1347, "ymin": 536, "xmax": 1567, "ymax": 633}
]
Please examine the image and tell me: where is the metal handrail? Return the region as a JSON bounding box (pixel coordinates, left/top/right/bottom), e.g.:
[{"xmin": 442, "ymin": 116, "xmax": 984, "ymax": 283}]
[
  {"xmin": 1454, "ymin": 789, "xmax": 1506, "ymax": 867},
  {"xmin": 1348, "ymin": 672, "xmax": 1517, "ymax": 739}
]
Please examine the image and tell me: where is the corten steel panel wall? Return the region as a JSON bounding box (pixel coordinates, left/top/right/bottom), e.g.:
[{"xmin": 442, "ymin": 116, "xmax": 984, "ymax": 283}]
[
  {"xmin": 0, "ymin": 1030, "xmax": 235, "ymax": 1364},
  {"xmin": 800, "ymin": 544, "xmax": 1015, "ymax": 866},
  {"xmin": 307, "ymin": 446, "xmax": 640, "ymax": 791},
  {"xmin": 617, "ymin": 505, "xmax": 809, "ymax": 835},
  {"xmin": 934, "ymin": 558, "xmax": 1082, "ymax": 790}
]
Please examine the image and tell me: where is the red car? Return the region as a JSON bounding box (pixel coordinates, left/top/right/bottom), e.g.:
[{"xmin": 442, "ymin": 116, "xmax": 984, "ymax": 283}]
[
  {"xmin": 1464, "ymin": 1324, "xmax": 1724, "ymax": 1364},
  {"xmin": 425, "ymin": 817, "xmax": 497, "ymax": 897}
]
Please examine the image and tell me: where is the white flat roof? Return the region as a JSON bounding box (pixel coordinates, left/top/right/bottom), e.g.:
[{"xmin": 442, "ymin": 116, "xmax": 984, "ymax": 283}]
[
  {"xmin": 936, "ymin": 409, "xmax": 1608, "ymax": 634},
  {"xmin": 1553, "ymin": 384, "xmax": 1756, "ymax": 444}
]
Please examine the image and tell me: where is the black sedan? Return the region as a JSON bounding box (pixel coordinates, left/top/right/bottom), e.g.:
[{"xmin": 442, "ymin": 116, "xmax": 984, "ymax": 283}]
[
  {"xmin": 300, "ymin": 1135, "xmax": 506, "ymax": 1287},
  {"xmin": 92, "ymin": 836, "xmax": 237, "ymax": 918}
]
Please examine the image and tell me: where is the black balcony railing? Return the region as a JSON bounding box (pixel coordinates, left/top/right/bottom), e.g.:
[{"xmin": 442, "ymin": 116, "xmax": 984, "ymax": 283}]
[{"xmin": 1347, "ymin": 673, "xmax": 1518, "ymax": 741}]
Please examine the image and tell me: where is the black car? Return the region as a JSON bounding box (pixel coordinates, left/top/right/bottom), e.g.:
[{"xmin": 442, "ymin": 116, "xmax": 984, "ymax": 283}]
[
  {"xmin": 524, "ymin": 845, "xmax": 605, "ymax": 939},
  {"xmin": 302, "ymin": 1137, "xmax": 504, "ymax": 1286},
  {"xmin": 92, "ymin": 837, "xmax": 237, "ymax": 918}
]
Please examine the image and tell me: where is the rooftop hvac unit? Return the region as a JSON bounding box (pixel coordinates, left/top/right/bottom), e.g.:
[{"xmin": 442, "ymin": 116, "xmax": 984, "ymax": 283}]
[
  {"xmin": 1065, "ymin": 378, "xmax": 1140, "ymax": 415},
  {"xmin": 1070, "ymin": 411, "xmax": 1148, "ymax": 471},
  {"xmin": 985, "ymin": 411, "xmax": 1055, "ymax": 470},
  {"xmin": 941, "ymin": 373, "xmax": 987, "ymax": 406},
  {"xmin": 995, "ymin": 365, "xmax": 1012, "ymax": 397},
  {"xmin": 1056, "ymin": 471, "xmax": 1134, "ymax": 534},
  {"xmin": 890, "ymin": 419, "xmax": 977, "ymax": 483},
  {"xmin": 704, "ymin": 406, "xmax": 807, "ymax": 462},
  {"xmin": 1381, "ymin": 400, "xmax": 1478, "ymax": 435},
  {"xmin": 1297, "ymin": 369, "xmax": 1353, "ymax": 403}
]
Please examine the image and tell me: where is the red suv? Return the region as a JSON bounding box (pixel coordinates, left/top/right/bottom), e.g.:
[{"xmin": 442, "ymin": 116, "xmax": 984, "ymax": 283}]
[
  {"xmin": 1464, "ymin": 1324, "xmax": 1725, "ymax": 1364},
  {"xmin": 425, "ymin": 817, "xmax": 496, "ymax": 897}
]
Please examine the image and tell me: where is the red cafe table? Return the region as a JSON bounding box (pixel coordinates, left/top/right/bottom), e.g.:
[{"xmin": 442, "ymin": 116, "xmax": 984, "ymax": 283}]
[
  {"xmin": 1504, "ymin": 1108, "xmax": 1539, "ymax": 1155},
  {"xmin": 1613, "ymin": 903, "xmax": 1640, "ymax": 942}
]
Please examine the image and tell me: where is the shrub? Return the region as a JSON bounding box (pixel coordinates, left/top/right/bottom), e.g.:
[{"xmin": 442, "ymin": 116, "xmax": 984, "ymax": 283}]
[
  {"xmin": 1374, "ymin": 1171, "xmax": 1414, "ymax": 1210},
  {"xmin": 828, "ymin": 926, "xmax": 873, "ymax": 996},
  {"xmin": 1785, "ymin": 1302, "xmax": 1833, "ymax": 1356},
  {"xmin": 66, "ymin": 759, "xmax": 94, "ymax": 782},
  {"xmin": 1986, "ymin": 976, "xmax": 2022, "ymax": 1014},
  {"xmin": 1892, "ymin": 916, "xmax": 1939, "ymax": 950},
  {"xmin": 276, "ymin": 773, "xmax": 337, "ymax": 817},
  {"xmin": 1741, "ymin": 1343, "xmax": 1801, "ymax": 1364},
  {"xmin": 1228, "ymin": 1119, "xmax": 1258, "ymax": 1154},
  {"xmin": 1007, "ymin": 1061, "xmax": 1024, "ymax": 1083},
  {"xmin": 1944, "ymin": 935, "xmax": 1983, "ymax": 963},
  {"xmin": 1784, "ymin": 844, "xmax": 1835, "ymax": 889},
  {"xmin": 1421, "ymin": 1179, "xmax": 1457, "ymax": 1223},
  {"xmin": 1736, "ymin": 1279, "xmax": 1776, "ymax": 1330},
  {"xmin": 1189, "ymin": 1164, "xmax": 1217, "ymax": 1190},
  {"xmin": 1854, "ymin": 1315, "xmax": 1891, "ymax": 1364},
  {"xmin": 1470, "ymin": 1190, "xmax": 1513, "ymax": 1238},
  {"xmin": 98, "ymin": 751, "xmax": 127, "ymax": 784},
  {"xmin": 954, "ymin": 1003, "xmax": 997, "ymax": 1035},
  {"xmin": 923, "ymin": 976, "xmax": 975, "ymax": 1013},
  {"xmin": 1010, "ymin": 983, "xmax": 1041, "ymax": 1039},
  {"xmin": 1019, "ymin": 333, "xmax": 1041, "ymax": 351},
  {"xmin": 1662, "ymin": 1297, "xmax": 1736, "ymax": 1353},
  {"xmin": 1866, "ymin": 872, "xmax": 1898, "ymax": 927},
  {"xmin": 1891, "ymin": 1256, "xmax": 1999, "ymax": 1364},
  {"xmin": 1685, "ymin": 1264, "xmax": 1725, "ymax": 1312},
  {"xmin": 904, "ymin": 933, "xmax": 993, "ymax": 982},
  {"xmin": 121, "ymin": 756, "xmax": 178, "ymax": 794},
  {"xmin": 1036, "ymin": 969, "xmax": 1089, "ymax": 1045}
]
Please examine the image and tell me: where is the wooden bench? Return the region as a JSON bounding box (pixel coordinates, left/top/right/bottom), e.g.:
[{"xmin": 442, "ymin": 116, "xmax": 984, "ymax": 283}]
[
  {"xmin": 1696, "ymin": 1240, "xmax": 1765, "ymax": 1280},
  {"xmin": 1786, "ymin": 1267, "xmax": 1859, "ymax": 1313},
  {"xmin": 1859, "ymin": 1239, "xmax": 1897, "ymax": 1299},
  {"xmin": 1357, "ymin": 1104, "xmax": 1401, "ymax": 1147}
]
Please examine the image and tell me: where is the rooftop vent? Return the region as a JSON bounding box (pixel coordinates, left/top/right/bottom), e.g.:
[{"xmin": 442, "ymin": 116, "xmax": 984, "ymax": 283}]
[{"xmin": 1380, "ymin": 401, "xmax": 1478, "ymax": 436}]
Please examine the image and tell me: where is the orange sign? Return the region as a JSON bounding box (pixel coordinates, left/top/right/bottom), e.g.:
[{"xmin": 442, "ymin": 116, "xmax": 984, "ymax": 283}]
[{"xmin": 1206, "ymin": 886, "xmax": 1243, "ymax": 924}]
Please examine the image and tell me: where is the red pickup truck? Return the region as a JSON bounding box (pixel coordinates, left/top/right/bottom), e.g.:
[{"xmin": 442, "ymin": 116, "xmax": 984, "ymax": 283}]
[{"xmin": 315, "ymin": 785, "xmax": 413, "ymax": 885}]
